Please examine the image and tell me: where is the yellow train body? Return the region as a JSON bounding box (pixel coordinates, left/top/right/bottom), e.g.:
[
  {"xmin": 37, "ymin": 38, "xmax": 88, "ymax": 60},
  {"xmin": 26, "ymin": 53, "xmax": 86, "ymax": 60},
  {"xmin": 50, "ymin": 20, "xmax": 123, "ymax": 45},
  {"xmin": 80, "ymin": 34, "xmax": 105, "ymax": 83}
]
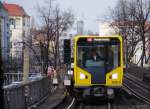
[{"xmin": 73, "ymin": 35, "xmax": 123, "ymax": 87}]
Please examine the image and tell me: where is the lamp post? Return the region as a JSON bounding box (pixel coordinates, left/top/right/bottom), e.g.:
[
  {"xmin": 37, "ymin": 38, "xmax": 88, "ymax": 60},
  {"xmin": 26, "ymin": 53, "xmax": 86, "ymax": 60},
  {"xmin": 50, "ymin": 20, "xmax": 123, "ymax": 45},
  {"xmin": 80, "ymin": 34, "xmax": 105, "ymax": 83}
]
[{"xmin": 22, "ymin": 31, "xmax": 30, "ymax": 83}]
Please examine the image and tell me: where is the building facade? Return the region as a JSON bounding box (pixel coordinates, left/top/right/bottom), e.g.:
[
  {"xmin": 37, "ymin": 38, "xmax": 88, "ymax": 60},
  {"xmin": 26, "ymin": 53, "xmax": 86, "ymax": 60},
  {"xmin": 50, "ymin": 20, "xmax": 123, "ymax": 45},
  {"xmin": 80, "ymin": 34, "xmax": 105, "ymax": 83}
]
[
  {"xmin": 4, "ymin": 3, "xmax": 30, "ymax": 59},
  {"xmin": 0, "ymin": 2, "xmax": 10, "ymax": 65},
  {"xmin": 132, "ymin": 36, "xmax": 150, "ymax": 66}
]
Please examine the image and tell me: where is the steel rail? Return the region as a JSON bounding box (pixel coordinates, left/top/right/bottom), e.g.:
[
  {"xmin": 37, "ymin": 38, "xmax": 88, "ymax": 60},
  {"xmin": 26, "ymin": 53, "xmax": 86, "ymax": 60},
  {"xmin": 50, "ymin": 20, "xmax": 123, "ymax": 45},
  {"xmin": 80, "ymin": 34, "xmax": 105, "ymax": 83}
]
[
  {"xmin": 78, "ymin": 103, "xmax": 84, "ymax": 109},
  {"xmin": 66, "ymin": 98, "xmax": 75, "ymax": 109},
  {"xmin": 123, "ymin": 83, "xmax": 150, "ymax": 105},
  {"xmin": 124, "ymin": 74, "xmax": 150, "ymax": 90},
  {"xmin": 124, "ymin": 78, "xmax": 150, "ymax": 94},
  {"xmin": 107, "ymin": 102, "xmax": 111, "ymax": 109}
]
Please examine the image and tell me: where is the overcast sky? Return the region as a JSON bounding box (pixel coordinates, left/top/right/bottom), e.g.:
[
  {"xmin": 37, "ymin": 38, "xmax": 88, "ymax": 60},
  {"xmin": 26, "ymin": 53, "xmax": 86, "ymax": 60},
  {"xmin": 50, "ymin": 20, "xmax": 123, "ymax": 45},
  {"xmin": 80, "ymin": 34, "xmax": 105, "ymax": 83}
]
[{"xmin": 3, "ymin": 0, "xmax": 118, "ymax": 33}]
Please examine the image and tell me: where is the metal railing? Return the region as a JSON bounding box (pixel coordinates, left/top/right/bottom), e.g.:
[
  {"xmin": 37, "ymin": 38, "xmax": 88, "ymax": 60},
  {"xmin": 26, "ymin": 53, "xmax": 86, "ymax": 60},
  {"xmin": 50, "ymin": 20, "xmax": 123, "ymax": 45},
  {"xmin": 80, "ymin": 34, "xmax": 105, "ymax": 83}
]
[
  {"xmin": 3, "ymin": 76, "xmax": 52, "ymax": 109},
  {"xmin": 3, "ymin": 73, "xmax": 40, "ymax": 85},
  {"xmin": 3, "ymin": 73, "xmax": 23, "ymax": 85}
]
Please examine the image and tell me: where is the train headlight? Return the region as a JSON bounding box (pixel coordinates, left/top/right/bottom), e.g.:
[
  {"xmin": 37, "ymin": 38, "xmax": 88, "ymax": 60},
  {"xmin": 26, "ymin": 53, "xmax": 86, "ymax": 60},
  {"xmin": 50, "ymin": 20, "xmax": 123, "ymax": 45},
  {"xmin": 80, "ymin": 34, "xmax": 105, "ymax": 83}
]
[
  {"xmin": 112, "ymin": 73, "xmax": 118, "ymax": 79},
  {"xmin": 79, "ymin": 73, "xmax": 86, "ymax": 79}
]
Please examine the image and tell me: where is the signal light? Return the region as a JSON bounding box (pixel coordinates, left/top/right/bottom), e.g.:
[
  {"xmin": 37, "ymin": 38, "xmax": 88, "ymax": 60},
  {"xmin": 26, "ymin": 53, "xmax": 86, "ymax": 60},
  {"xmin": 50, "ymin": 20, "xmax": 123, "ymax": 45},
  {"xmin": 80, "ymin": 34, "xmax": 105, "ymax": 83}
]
[{"xmin": 87, "ymin": 38, "xmax": 92, "ymax": 42}]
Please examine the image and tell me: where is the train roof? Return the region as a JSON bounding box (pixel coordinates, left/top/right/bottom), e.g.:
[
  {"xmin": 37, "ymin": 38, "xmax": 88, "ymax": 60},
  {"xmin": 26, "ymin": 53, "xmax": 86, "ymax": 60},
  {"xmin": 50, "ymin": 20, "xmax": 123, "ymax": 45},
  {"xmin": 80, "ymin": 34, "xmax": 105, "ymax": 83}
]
[{"xmin": 73, "ymin": 35, "xmax": 122, "ymax": 42}]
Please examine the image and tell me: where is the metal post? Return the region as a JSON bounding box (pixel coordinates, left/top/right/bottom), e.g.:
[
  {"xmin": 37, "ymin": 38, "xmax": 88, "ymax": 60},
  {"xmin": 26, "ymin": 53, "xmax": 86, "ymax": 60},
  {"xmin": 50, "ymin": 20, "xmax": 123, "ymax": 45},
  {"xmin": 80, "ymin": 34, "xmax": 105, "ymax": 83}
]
[
  {"xmin": 12, "ymin": 74, "xmax": 14, "ymax": 82},
  {"xmin": 17, "ymin": 73, "xmax": 19, "ymax": 81},
  {"xmin": 42, "ymin": 60, "xmax": 44, "ymax": 75},
  {"xmin": 23, "ymin": 45, "xmax": 29, "ymax": 83}
]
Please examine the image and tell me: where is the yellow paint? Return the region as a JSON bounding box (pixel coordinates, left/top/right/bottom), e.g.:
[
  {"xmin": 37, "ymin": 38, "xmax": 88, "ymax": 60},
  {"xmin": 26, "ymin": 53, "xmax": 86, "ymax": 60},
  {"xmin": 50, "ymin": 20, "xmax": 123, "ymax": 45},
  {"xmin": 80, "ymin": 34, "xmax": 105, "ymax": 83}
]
[
  {"xmin": 106, "ymin": 67, "xmax": 123, "ymax": 86},
  {"xmin": 75, "ymin": 67, "xmax": 91, "ymax": 86},
  {"xmin": 73, "ymin": 35, "xmax": 124, "ymax": 87}
]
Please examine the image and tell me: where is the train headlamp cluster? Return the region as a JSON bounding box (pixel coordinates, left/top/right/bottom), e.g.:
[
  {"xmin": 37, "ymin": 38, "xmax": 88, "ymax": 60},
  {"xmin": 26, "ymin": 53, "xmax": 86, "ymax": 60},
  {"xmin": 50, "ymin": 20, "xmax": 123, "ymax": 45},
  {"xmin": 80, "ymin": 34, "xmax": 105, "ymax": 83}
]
[
  {"xmin": 79, "ymin": 73, "xmax": 86, "ymax": 79},
  {"xmin": 111, "ymin": 73, "xmax": 118, "ymax": 79}
]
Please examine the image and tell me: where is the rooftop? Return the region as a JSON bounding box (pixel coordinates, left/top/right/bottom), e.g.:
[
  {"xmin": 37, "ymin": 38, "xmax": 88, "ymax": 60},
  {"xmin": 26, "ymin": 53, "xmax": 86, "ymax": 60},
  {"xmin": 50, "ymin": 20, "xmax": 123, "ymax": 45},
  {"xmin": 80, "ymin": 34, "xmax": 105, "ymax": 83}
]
[{"xmin": 3, "ymin": 3, "xmax": 29, "ymax": 17}]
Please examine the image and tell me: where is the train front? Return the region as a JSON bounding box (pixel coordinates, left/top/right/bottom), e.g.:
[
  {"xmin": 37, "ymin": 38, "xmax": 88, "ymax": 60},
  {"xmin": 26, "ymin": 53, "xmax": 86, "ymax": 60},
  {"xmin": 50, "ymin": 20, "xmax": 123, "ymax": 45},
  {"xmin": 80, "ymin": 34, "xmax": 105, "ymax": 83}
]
[{"xmin": 73, "ymin": 35, "xmax": 123, "ymax": 100}]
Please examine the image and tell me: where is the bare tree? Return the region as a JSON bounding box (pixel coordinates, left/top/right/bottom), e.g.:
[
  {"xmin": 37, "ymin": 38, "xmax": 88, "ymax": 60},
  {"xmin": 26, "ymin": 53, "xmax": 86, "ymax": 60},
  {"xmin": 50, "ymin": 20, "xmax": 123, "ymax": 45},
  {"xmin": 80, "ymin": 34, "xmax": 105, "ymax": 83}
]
[
  {"xmin": 132, "ymin": 0, "xmax": 150, "ymax": 66},
  {"xmin": 110, "ymin": 0, "xmax": 150, "ymax": 66},
  {"xmin": 110, "ymin": 0, "xmax": 139, "ymax": 64},
  {"xmin": 34, "ymin": 0, "xmax": 74, "ymax": 74}
]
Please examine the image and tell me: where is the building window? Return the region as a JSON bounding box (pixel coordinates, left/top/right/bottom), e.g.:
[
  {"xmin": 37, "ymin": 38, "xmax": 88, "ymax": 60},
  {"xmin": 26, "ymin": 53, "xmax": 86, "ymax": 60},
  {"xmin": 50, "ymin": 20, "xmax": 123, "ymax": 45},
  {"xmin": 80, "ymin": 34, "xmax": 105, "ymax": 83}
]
[
  {"xmin": 10, "ymin": 30, "xmax": 12, "ymax": 37},
  {"xmin": 9, "ymin": 41, "xmax": 12, "ymax": 48},
  {"xmin": 10, "ymin": 18, "xmax": 14, "ymax": 25},
  {"xmin": 7, "ymin": 23, "xmax": 9, "ymax": 29},
  {"xmin": 23, "ymin": 30, "xmax": 25, "ymax": 37},
  {"xmin": 16, "ymin": 18, "xmax": 20, "ymax": 28},
  {"xmin": 23, "ymin": 18, "xmax": 26, "ymax": 26},
  {"xmin": 10, "ymin": 18, "xmax": 15, "ymax": 28}
]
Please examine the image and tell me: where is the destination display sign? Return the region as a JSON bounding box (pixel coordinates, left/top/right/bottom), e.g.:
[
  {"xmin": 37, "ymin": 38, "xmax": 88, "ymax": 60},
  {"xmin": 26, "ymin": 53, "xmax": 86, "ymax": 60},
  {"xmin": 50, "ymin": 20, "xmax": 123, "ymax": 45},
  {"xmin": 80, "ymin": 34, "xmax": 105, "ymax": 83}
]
[{"xmin": 87, "ymin": 38, "xmax": 110, "ymax": 42}]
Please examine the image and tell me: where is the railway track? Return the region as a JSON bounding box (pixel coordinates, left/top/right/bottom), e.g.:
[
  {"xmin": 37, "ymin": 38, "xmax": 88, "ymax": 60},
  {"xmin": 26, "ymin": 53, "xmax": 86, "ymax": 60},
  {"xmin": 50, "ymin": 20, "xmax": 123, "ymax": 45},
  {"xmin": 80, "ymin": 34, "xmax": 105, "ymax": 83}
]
[
  {"xmin": 123, "ymin": 74, "xmax": 150, "ymax": 104},
  {"xmin": 75, "ymin": 102, "xmax": 114, "ymax": 109},
  {"xmin": 124, "ymin": 73, "xmax": 150, "ymax": 90},
  {"xmin": 56, "ymin": 91, "xmax": 150, "ymax": 109},
  {"xmin": 55, "ymin": 73, "xmax": 150, "ymax": 109},
  {"xmin": 66, "ymin": 98, "xmax": 115, "ymax": 109}
]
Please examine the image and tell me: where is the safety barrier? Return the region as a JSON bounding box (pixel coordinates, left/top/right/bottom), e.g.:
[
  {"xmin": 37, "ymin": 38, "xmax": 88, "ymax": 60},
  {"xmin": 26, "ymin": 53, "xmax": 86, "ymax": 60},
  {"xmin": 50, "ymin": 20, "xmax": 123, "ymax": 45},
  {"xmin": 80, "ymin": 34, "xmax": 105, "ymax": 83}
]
[
  {"xmin": 3, "ymin": 73, "xmax": 40, "ymax": 85},
  {"xmin": 3, "ymin": 76, "xmax": 52, "ymax": 109}
]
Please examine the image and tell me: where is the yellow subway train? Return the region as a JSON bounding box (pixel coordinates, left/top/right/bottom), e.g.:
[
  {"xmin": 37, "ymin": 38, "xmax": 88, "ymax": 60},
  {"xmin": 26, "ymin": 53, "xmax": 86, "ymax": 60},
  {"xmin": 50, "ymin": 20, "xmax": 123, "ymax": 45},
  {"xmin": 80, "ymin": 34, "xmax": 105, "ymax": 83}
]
[{"xmin": 64, "ymin": 35, "xmax": 124, "ymax": 100}]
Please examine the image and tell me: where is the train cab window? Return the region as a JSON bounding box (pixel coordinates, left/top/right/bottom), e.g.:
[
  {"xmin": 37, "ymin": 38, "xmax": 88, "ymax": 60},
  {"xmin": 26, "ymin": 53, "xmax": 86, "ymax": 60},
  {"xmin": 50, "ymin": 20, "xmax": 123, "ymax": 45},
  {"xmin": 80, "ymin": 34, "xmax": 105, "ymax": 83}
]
[
  {"xmin": 77, "ymin": 47, "xmax": 105, "ymax": 67},
  {"xmin": 77, "ymin": 38, "xmax": 120, "ymax": 73}
]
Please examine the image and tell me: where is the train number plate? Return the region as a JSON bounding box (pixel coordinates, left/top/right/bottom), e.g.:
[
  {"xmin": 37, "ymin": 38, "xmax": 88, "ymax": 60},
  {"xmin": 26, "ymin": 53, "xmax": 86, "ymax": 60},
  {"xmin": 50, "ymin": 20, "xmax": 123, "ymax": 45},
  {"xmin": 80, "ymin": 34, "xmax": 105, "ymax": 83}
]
[{"xmin": 94, "ymin": 94, "xmax": 104, "ymax": 96}]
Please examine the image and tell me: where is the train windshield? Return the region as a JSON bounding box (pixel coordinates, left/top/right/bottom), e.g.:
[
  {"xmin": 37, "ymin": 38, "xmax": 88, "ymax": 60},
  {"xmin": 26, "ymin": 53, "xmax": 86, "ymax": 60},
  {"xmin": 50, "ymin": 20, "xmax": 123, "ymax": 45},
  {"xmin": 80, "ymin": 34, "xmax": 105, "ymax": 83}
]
[{"xmin": 77, "ymin": 38, "xmax": 120, "ymax": 73}]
